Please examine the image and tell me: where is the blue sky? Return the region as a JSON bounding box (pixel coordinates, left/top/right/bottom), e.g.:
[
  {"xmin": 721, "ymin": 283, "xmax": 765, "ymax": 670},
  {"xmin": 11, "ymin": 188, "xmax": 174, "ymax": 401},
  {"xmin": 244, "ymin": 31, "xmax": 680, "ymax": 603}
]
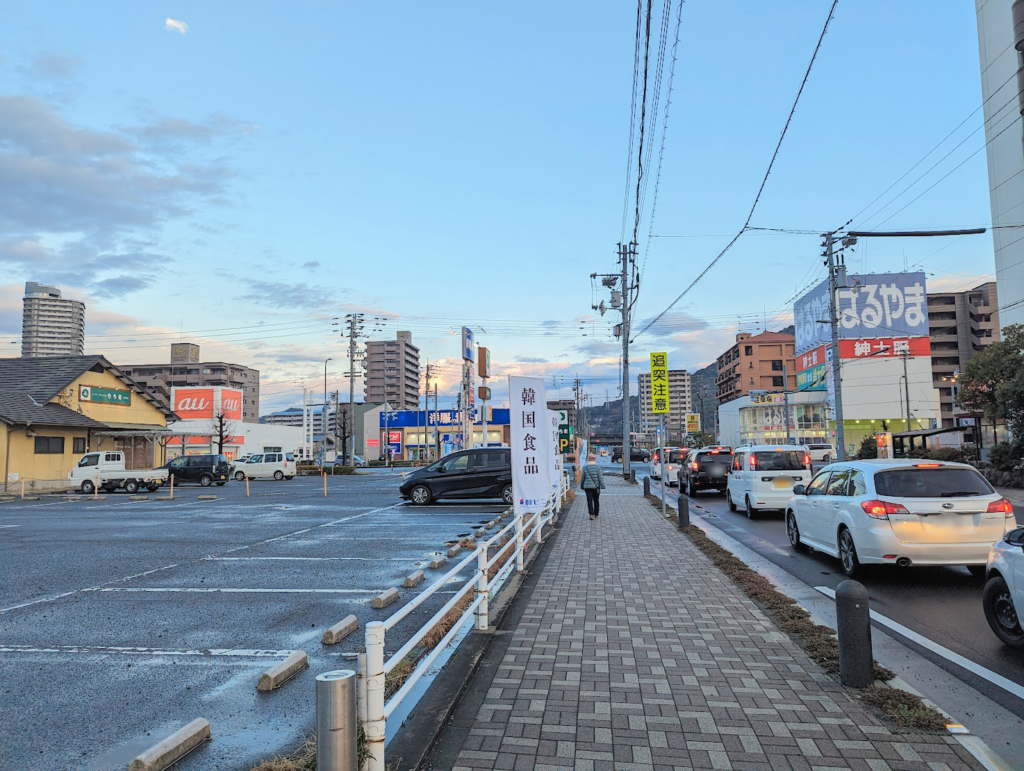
[{"xmin": 0, "ymin": 1, "xmax": 998, "ymax": 412}]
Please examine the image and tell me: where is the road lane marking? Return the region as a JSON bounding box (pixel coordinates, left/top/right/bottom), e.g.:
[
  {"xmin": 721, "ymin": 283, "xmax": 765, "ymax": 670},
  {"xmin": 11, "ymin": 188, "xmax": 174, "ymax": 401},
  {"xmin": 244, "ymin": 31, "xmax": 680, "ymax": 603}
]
[
  {"xmin": 0, "ymin": 644, "xmax": 297, "ymax": 657},
  {"xmin": 86, "ymin": 588, "xmax": 384, "ymax": 594},
  {"xmin": 209, "ymin": 556, "xmax": 416, "ymax": 562},
  {"xmin": 0, "ymin": 524, "xmax": 21, "ymax": 528},
  {"xmin": 814, "ymin": 585, "xmax": 1024, "ymax": 702}
]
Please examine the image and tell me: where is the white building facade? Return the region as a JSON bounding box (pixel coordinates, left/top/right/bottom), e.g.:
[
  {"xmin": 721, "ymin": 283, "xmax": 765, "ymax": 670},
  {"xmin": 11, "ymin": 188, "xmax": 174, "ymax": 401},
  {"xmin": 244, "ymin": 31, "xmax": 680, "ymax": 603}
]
[{"xmin": 21, "ymin": 282, "xmax": 85, "ymax": 357}]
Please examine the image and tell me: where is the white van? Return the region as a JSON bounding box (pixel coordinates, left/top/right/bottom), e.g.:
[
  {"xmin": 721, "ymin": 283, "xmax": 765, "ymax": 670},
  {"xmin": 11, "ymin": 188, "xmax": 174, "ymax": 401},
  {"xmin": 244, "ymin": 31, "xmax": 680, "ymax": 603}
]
[
  {"xmin": 233, "ymin": 451, "xmax": 296, "ymax": 481},
  {"xmin": 806, "ymin": 443, "xmax": 837, "ymax": 463},
  {"xmin": 726, "ymin": 445, "xmax": 811, "ymax": 518},
  {"xmin": 649, "ymin": 447, "xmax": 684, "ymax": 482}
]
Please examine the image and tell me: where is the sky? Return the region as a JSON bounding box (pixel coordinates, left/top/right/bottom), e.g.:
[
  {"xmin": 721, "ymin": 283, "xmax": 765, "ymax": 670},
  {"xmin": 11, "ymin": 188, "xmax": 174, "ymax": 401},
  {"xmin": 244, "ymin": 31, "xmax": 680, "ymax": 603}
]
[{"xmin": 0, "ymin": 1, "xmax": 1000, "ymax": 413}]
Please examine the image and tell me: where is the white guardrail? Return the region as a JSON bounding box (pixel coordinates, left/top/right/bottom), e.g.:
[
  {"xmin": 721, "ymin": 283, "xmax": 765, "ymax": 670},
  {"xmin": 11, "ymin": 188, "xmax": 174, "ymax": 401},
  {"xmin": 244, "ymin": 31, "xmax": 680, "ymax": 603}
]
[{"xmin": 358, "ymin": 472, "xmax": 571, "ymax": 770}]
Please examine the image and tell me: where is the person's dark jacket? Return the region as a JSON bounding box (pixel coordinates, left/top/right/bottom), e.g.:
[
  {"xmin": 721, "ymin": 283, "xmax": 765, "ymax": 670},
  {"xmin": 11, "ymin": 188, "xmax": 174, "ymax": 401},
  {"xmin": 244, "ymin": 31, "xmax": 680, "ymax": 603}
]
[{"xmin": 580, "ymin": 463, "xmax": 606, "ymax": 490}]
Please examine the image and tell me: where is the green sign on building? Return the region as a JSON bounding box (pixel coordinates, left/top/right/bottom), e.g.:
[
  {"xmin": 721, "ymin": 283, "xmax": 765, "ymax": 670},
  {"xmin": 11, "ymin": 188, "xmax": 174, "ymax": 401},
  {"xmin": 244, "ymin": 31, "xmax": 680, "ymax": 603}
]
[
  {"xmin": 79, "ymin": 385, "xmax": 131, "ymax": 405},
  {"xmin": 557, "ymin": 409, "xmax": 573, "ymax": 455}
]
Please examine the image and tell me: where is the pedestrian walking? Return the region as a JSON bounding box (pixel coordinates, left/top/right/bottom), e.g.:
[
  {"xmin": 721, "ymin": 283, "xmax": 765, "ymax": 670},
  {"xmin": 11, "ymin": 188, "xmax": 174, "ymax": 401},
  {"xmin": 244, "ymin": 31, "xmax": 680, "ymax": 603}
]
[{"xmin": 580, "ymin": 453, "xmax": 605, "ymax": 520}]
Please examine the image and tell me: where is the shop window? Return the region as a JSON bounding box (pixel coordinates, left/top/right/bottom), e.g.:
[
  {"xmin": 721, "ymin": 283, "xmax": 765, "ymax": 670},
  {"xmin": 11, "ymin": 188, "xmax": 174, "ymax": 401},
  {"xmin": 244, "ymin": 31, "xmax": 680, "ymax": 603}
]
[
  {"xmin": 73, "ymin": 437, "xmax": 86, "ymax": 454},
  {"xmin": 34, "ymin": 436, "xmax": 65, "ymax": 454}
]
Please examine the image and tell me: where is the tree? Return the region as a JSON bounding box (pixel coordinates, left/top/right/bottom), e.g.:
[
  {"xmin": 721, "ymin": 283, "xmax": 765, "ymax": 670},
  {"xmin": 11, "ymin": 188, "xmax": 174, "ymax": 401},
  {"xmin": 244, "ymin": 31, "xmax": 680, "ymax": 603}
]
[
  {"xmin": 958, "ymin": 323, "xmax": 1024, "ymax": 433},
  {"xmin": 686, "ymin": 431, "xmax": 718, "ymax": 448},
  {"xmin": 210, "ymin": 410, "xmax": 234, "ymax": 454}
]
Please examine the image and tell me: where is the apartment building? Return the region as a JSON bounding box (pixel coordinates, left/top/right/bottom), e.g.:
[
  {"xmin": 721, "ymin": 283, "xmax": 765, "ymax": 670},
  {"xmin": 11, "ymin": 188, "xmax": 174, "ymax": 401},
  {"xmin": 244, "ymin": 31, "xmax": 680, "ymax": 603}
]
[
  {"xmin": 928, "ymin": 281, "xmax": 1000, "ymax": 428},
  {"xmin": 21, "ymin": 282, "xmax": 86, "ymax": 357},
  {"xmin": 365, "ymin": 331, "xmax": 420, "ymax": 410},
  {"xmin": 119, "ymin": 344, "xmax": 260, "ymax": 423},
  {"xmin": 715, "ymin": 331, "xmax": 797, "ymax": 404},
  {"xmin": 638, "ymin": 369, "xmax": 692, "ymax": 441}
]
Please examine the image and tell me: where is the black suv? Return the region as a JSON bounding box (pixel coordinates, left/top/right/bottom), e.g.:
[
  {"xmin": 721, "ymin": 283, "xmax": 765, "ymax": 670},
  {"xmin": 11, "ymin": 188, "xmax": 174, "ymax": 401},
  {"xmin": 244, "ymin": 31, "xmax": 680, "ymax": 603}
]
[
  {"xmin": 163, "ymin": 454, "xmax": 230, "ymax": 486},
  {"xmin": 611, "ymin": 447, "xmax": 650, "ymax": 464},
  {"xmin": 399, "ymin": 447, "xmax": 512, "ymax": 505},
  {"xmin": 677, "ymin": 446, "xmax": 733, "ymax": 496}
]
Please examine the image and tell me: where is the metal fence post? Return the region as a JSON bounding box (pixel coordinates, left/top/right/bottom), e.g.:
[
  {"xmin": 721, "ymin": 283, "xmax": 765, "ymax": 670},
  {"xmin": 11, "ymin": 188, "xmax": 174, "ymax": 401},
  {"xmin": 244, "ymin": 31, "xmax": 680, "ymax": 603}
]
[
  {"xmin": 515, "ymin": 512, "xmax": 524, "ymax": 574},
  {"xmin": 537, "ymin": 507, "xmax": 546, "ymax": 545},
  {"xmin": 316, "ymin": 669, "xmax": 357, "ymax": 771},
  {"xmin": 476, "ymin": 546, "xmax": 489, "ymax": 631},
  {"xmin": 364, "ymin": 622, "xmax": 386, "ymax": 771},
  {"xmin": 835, "ymin": 580, "xmax": 873, "ymax": 688}
]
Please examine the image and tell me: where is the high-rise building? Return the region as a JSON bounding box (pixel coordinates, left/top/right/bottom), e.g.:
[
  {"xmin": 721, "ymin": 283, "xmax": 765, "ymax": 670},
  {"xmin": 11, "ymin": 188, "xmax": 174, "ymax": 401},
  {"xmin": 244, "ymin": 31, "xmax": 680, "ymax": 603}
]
[
  {"xmin": 928, "ymin": 282, "xmax": 1000, "ymax": 430},
  {"xmin": 715, "ymin": 331, "xmax": 797, "ymax": 404},
  {"xmin": 638, "ymin": 370, "xmax": 692, "ymax": 441},
  {"xmin": 21, "ymin": 282, "xmax": 85, "ymax": 357},
  {"xmin": 365, "ymin": 331, "xmax": 420, "ymax": 410},
  {"xmin": 976, "ymin": 1, "xmax": 1024, "ymax": 327},
  {"xmin": 119, "ymin": 344, "xmax": 260, "ymax": 423}
]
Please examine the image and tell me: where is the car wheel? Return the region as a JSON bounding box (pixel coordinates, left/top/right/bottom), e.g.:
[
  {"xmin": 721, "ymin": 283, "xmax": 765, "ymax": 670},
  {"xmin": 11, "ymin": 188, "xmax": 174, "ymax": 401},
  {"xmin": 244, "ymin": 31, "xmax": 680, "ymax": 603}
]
[
  {"xmin": 502, "ymin": 484, "xmax": 513, "ymax": 505},
  {"xmin": 822, "ymin": 454, "xmax": 831, "ymax": 463},
  {"xmin": 410, "ymin": 485, "xmax": 432, "ymax": 505},
  {"xmin": 983, "ymin": 575, "xmax": 1024, "ymax": 649},
  {"xmin": 727, "ymin": 490, "xmax": 737, "ymax": 512},
  {"xmin": 687, "ymin": 479, "xmax": 695, "ymax": 498},
  {"xmin": 147, "ymin": 483, "xmax": 159, "ymax": 492},
  {"xmin": 967, "ymin": 565, "xmax": 987, "ymax": 579},
  {"xmin": 786, "ymin": 512, "xmax": 807, "ymax": 552},
  {"xmin": 234, "ymin": 471, "xmax": 245, "ymax": 481},
  {"xmin": 745, "ymin": 496, "xmax": 757, "ymax": 520},
  {"xmin": 199, "ymin": 474, "xmax": 213, "ymax": 487},
  {"xmin": 838, "ymin": 528, "xmax": 861, "ymax": 577},
  {"xmin": 81, "ymin": 480, "xmax": 95, "ymax": 495},
  {"xmin": 274, "ymin": 470, "xmax": 284, "ymax": 481},
  {"xmin": 124, "ymin": 480, "xmax": 139, "ymax": 494}
]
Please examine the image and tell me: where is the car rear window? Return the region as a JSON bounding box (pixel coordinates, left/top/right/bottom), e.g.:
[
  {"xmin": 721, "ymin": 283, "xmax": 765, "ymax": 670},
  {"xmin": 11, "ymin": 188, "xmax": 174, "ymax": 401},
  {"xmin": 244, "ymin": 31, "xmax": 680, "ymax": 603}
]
[
  {"xmin": 874, "ymin": 467, "xmax": 994, "ymax": 498},
  {"xmin": 753, "ymin": 451, "xmax": 806, "ymax": 471},
  {"xmin": 667, "ymin": 450, "xmax": 685, "ymax": 463},
  {"xmin": 697, "ymin": 452, "xmax": 733, "ymax": 465}
]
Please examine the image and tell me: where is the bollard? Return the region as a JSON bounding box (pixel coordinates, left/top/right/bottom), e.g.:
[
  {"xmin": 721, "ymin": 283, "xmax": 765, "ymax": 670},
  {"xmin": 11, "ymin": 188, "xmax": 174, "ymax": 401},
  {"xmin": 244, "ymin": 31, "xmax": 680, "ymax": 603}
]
[
  {"xmin": 835, "ymin": 580, "xmax": 873, "ymax": 688},
  {"xmin": 643, "ymin": 476, "xmax": 650, "ymax": 496},
  {"xmin": 94, "ymin": 474, "xmax": 99, "ymax": 499},
  {"xmin": 245, "ymin": 475, "xmax": 250, "ymax": 497},
  {"xmin": 169, "ymin": 474, "xmax": 174, "ymax": 499},
  {"xmin": 677, "ymin": 496, "xmax": 690, "ymax": 529},
  {"xmin": 20, "ymin": 478, "xmax": 25, "ymax": 499},
  {"xmin": 316, "ymin": 670, "xmax": 358, "ymax": 771},
  {"xmin": 630, "ymin": 468, "xmax": 636, "ymax": 483},
  {"xmin": 323, "ymin": 471, "xmax": 327, "ymax": 498}
]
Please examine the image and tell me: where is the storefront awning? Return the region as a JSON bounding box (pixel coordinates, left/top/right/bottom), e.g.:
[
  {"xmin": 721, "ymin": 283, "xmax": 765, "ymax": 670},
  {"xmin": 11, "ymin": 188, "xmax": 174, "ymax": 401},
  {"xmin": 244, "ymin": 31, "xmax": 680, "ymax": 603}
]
[{"xmin": 891, "ymin": 426, "xmax": 968, "ymax": 440}]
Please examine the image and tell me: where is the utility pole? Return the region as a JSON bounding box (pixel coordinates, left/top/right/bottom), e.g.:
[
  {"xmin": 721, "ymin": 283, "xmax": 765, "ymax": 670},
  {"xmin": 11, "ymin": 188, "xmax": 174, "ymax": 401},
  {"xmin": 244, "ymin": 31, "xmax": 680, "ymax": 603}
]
[
  {"xmin": 782, "ymin": 363, "xmax": 792, "ymax": 444},
  {"xmin": 433, "ymin": 383, "xmax": 440, "ymax": 457},
  {"xmin": 823, "ymin": 231, "xmax": 847, "ymax": 461},
  {"xmin": 901, "ymin": 352, "xmax": 913, "ymax": 432},
  {"xmin": 619, "ymin": 242, "xmax": 635, "ymax": 477},
  {"xmin": 345, "ymin": 313, "xmax": 365, "ymax": 465},
  {"xmin": 423, "ymin": 361, "xmax": 430, "ymax": 462}
]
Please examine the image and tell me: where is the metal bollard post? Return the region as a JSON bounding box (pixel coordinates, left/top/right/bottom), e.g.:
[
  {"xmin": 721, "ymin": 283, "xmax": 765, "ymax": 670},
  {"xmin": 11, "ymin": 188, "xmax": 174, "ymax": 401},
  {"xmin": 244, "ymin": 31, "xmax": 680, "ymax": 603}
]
[
  {"xmin": 364, "ymin": 622, "xmax": 386, "ymax": 771},
  {"xmin": 677, "ymin": 496, "xmax": 689, "ymax": 529},
  {"xmin": 476, "ymin": 544, "xmax": 489, "ymax": 631},
  {"xmin": 515, "ymin": 512, "xmax": 524, "ymax": 574},
  {"xmin": 630, "ymin": 468, "xmax": 636, "ymax": 484},
  {"xmin": 835, "ymin": 580, "xmax": 873, "ymax": 688},
  {"xmin": 316, "ymin": 670, "xmax": 357, "ymax": 771},
  {"xmin": 643, "ymin": 476, "xmax": 650, "ymax": 496}
]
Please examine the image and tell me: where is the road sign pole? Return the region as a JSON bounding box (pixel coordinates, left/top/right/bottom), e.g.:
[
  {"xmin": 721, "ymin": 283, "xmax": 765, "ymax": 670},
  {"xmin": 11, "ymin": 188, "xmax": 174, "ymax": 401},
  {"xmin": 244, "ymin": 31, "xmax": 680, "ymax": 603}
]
[{"xmin": 660, "ymin": 414, "xmax": 666, "ymax": 519}]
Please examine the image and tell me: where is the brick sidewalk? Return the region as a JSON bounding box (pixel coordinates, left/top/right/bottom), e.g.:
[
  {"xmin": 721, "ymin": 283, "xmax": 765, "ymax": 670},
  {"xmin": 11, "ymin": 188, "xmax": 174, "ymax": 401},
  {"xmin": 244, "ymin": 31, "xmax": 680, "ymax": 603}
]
[{"xmin": 433, "ymin": 475, "xmax": 980, "ymax": 771}]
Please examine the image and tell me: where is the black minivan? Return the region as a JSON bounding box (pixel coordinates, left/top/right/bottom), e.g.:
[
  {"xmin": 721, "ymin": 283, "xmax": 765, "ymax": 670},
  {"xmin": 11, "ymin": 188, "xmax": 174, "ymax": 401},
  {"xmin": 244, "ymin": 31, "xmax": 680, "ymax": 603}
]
[
  {"xmin": 399, "ymin": 448, "xmax": 512, "ymax": 505},
  {"xmin": 163, "ymin": 454, "xmax": 230, "ymax": 486}
]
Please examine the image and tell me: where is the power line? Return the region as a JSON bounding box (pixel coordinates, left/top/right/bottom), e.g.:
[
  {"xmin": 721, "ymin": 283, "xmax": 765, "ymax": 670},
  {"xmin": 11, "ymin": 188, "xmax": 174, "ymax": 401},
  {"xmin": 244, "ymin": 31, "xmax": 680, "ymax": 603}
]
[
  {"xmin": 620, "ymin": 0, "xmax": 644, "ymax": 242},
  {"xmin": 632, "ymin": 0, "xmax": 655, "ymax": 245},
  {"xmin": 633, "ymin": 0, "xmax": 839, "ymax": 342}
]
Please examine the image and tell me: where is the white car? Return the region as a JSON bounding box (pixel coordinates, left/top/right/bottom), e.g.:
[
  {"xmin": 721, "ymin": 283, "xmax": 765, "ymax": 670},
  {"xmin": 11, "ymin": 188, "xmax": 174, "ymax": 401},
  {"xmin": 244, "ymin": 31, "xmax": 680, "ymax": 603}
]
[
  {"xmin": 786, "ymin": 459, "xmax": 1017, "ymax": 578},
  {"xmin": 233, "ymin": 451, "xmax": 295, "ymax": 481},
  {"xmin": 650, "ymin": 447, "xmax": 683, "ymax": 482},
  {"xmin": 984, "ymin": 526, "xmax": 1024, "ymax": 649},
  {"xmin": 807, "ymin": 443, "xmax": 837, "ymax": 463},
  {"xmin": 727, "ymin": 445, "xmax": 812, "ymax": 517}
]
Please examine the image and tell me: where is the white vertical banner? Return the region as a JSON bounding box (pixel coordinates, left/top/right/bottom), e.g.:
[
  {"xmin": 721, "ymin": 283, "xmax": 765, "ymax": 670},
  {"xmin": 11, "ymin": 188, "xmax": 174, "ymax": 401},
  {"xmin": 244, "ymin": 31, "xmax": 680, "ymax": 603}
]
[
  {"xmin": 547, "ymin": 409, "xmax": 561, "ymax": 494},
  {"xmin": 510, "ymin": 376, "xmax": 551, "ymax": 516}
]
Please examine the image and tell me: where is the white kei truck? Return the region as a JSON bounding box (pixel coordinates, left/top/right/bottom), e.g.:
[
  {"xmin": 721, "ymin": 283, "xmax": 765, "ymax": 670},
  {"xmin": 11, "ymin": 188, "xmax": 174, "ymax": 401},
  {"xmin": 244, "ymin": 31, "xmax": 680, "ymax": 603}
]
[{"xmin": 68, "ymin": 451, "xmax": 169, "ymax": 494}]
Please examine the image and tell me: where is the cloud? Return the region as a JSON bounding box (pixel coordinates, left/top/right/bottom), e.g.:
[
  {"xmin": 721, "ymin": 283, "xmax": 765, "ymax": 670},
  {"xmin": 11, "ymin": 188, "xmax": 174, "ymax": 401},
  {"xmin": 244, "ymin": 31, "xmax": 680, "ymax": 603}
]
[
  {"xmin": 16, "ymin": 53, "xmax": 83, "ymax": 81},
  {"xmin": 121, "ymin": 113, "xmax": 258, "ymax": 149},
  {"xmin": 237, "ymin": 280, "xmax": 343, "ymax": 311},
  {"xmin": 165, "ymin": 18, "xmax": 189, "ymax": 34},
  {"xmin": 302, "ymin": 260, "xmax": 320, "ymax": 269},
  {"xmin": 514, "ymin": 355, "xmax": 547, "ymax": 363},
  {"xmin": 91, "ymin": 275, "xmax": 153, "ymax": 298}
]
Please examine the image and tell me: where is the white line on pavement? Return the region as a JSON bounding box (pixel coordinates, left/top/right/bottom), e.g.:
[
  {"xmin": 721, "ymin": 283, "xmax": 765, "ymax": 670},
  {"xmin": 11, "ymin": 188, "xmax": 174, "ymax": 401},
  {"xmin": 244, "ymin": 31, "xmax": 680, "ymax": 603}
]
[
  {"xmin": 209, "ymin": 556, "xmax": 416, "ymax": 562},
  {"xmin": 0, "ymin": 644, "xmax": 297, "ymax": 658},
  {"xmin": 0, "ymin": 524, "xmax": 21, "ymax": 528},
  {"xmin": 87, "ymin": 587, "xmax": 384, "ymax": 594},
  {"xmin": 814, "ymin": 585, "xmax": 1024, "ymax": 703},
  {"xmin": 0, "ymin": 562, "xmax": 181, "ymax": 614}
]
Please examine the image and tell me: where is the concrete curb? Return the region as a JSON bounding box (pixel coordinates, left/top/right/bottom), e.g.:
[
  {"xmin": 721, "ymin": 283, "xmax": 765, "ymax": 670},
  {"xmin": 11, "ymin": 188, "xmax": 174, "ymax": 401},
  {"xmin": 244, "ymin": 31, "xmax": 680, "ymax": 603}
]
[
  {"xmin": 403, "ymin": 570, "xmax": 425, "ymax": 588},
  {"xmin": 322, "ymin": 615, "xmax": 359, "ymax": 645},
  {"xmin": 129, "ymin": 495, "xmax": 149, "ymax": 501},
  {"xmin": 256, "ymin": 651, "xmax": 308, "ymax": 692},
  {"xmin": 474, "ymin": 528, "xmax": 486, "ymax": 538},
  {"xmin": 371, "ymin": 588, "xmax": 399, "ymax": 609},
  {"xmin": 429, "ymin": 556, "xmax": 447, "ymax": 570},
  {"xmin": 447, "ymin": 545, "xmax": 462, "ymax": 558},
  {"xmin": 197, "ymin": 495, "xmax": 218, "ymax": 501},
  {"xmin": 128, "ymin": 718, "xmax": 210, "ymax": 771}
]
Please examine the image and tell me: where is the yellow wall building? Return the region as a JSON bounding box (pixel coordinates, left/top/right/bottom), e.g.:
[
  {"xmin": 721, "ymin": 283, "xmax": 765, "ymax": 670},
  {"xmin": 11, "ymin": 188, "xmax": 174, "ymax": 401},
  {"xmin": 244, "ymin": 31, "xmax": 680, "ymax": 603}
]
[{"xmin": 0, "ymin": 356, "xmax": 176, "ymax": 492}]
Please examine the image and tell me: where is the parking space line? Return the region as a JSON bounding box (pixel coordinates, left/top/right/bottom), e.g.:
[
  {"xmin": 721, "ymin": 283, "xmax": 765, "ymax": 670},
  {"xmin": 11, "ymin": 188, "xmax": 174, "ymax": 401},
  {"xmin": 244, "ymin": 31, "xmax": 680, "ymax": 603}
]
[
  {"xmin": 209, "ymin": 556, "xmax": 419, "ymax": 562},
  {"xmin": 0, "ymin": 644, "xmax": 297, "ymax": 657},
  {"xmin": 814, "ymin": 585, "xmax": 1024, "ymax": 703},
  {"xmin": 0, "ymin": 524, "xmax": 21, "ymax": 529},
  {"xmin": 87, "ymin": 587, "xmax": 384, "ymax": 594},
  {"xmin": 1, "ymin": 562, "xmax": 181, "ymax": 614}
]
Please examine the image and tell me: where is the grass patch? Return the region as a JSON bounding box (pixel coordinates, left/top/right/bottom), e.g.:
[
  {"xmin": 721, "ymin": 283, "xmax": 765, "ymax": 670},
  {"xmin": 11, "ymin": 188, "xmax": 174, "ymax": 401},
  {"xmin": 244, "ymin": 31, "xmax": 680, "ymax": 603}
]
[
  {"xmin": 384, "ymin": 594, "xmax": 475, "ymax": 699},
  {"xmin": 643, "ymin": 496, "xmax": 951, "ymax": 731},
  {"xmin": 250, "ymin": 738, "xmax": 316, "ymax": 771}
]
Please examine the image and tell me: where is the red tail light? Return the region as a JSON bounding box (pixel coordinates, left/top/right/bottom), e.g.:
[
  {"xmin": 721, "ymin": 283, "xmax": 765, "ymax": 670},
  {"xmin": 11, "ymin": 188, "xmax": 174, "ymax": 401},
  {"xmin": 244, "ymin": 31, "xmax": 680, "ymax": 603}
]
[
  {"xmin": 803, "ymin": 453, "xmax": 810, "ymax": 467},
  {"xmin": 987, "ymin": 498, "xmax": 1015, "ymax": 517},
  {"xmin": 691, "ymin": 461, "xmax": 699, "ymax": 471},
  {"xmin": 749, "ymin": 453, "xmax": 757, "ymax": 469},
  {"xmin": 860, "ymin": 499, "xmax": 910, "ymax": 520}
]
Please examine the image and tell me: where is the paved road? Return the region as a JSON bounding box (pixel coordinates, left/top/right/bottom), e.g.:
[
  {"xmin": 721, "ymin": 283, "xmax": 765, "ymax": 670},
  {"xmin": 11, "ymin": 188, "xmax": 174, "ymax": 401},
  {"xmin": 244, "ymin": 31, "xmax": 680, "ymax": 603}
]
[
  {"xmin": 0, "ymin": 471, "xmax": 509, "ymax": 771},
  {"xmin": 620, "ymin": 460, "xmax": 1024, "ymax": 720}
]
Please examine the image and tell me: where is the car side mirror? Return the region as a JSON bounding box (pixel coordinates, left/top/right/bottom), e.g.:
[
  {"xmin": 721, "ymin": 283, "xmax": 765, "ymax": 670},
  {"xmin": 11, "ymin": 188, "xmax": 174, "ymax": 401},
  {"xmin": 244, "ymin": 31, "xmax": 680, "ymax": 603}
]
[{"xmin": 792, "ymin": 484, "xmax": 806, "ymax": 496}]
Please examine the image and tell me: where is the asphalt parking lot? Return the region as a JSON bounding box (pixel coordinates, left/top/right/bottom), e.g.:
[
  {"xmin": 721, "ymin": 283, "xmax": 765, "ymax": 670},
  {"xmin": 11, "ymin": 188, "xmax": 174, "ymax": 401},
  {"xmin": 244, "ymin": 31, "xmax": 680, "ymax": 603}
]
[{"xmin": 0, "ymin": 469, "xmax": 510, "ymax": 771}]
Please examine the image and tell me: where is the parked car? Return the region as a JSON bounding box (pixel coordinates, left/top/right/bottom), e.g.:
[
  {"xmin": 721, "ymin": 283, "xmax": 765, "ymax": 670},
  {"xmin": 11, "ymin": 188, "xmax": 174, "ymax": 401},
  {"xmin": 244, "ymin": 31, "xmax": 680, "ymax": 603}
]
[
  {"xmin": 352, "ymin": 454, "xmax": 368, "ymax": 468},
  {"xmin": 727, "ymin": 445, "xmax": 811, "ymax": 517},
  {"xmin": 678, "ymin": 446, "xmax": 734, "ymax": 497},
  {"xmin": 233, "ymin": 452, "xmax": 295, "ymax": 481},
  {"xmin": 807, "ymin": 443, "xmax": 837, "ymax": 463},
  {"xmin": 786, "ymin": 460, "xmax": 1017, "ymax": 578},
  {"xmin": 649, "ymin": 447, "xmax": 683, "ymax": 481},
  {"xmin": 611, "ymin": 447, "xmax": 650, "ymax": 464},
  {"xmin": 68, "ymin": 451, "xmax": 168, "ymax": 494},
  {"xmin": 399, "ymin": 447, "xmax": 512, "ymax": 505},
  {"xmin": 163, "ymin": 454, "xmax": 230, "ymax": 487},
  {"xmin": 984, "ymin": 526, "xmax": 1024, "ymax": 649}
]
